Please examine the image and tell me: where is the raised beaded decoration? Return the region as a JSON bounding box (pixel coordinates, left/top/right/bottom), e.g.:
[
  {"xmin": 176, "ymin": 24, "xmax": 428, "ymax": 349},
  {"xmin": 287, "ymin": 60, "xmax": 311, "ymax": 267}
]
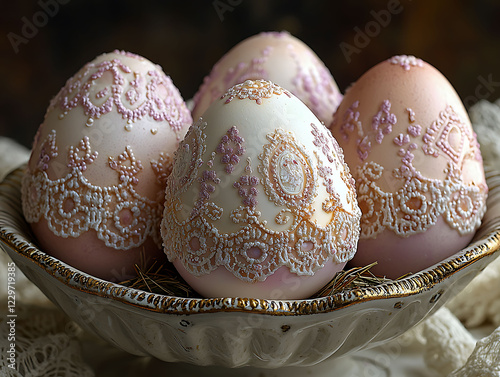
[
  {"xmin": 192, "ymin": 31, "xmax": 342, "ymax": 124},
  {"xmin": 162, "ymin": 111, "xmax": 361, "ymax": 282},
  {"xmin": 388, "ymin": 55, "xmax": 425, "ymax": 71},
  {"xmin": 22, "ymin": 132, "xmax": 163, "ymax": 249},
  {"xmin": 193, "ymin": 43, "xmax": 270, "ymax": 108},
  {"xmin": 22, "ymin": 51, "xmax": 192, "ymax": 250},
  {"xmin": 339, "ymin": 100, "xmax": 398, "ymax": 161},
  {"xmin": 289, "ymin": 46, "xmax": 343, "ymax": 122},
  {"xmin": 338, "ymin": 101, "xmax": 488, "ymax": 239},
  {"xmin": 53, "ymin": 50, "xmax": 191, "ymax": 132},
  {"xmin": 221, "ymin": 79, "xmax": 291, "ymax": 105}
]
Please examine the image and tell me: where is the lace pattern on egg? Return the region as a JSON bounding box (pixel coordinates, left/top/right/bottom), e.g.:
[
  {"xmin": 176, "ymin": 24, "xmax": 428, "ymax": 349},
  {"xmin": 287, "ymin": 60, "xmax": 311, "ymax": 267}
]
[
  {"xmin": 52, "ymin": 49, "xmax": 191, "ymax": 131},
  {"xmin": 21, "ymin": 130, "xmax": 164, "ymax": 249},
  {"xmin": 192, "ymin": 33, "xmax": 342, "ymax": 124},
  {"xmin": 289, "ymin": 47, "xmax": 343, "ymax": 123},
  {"xmin": 222, "ymin": 79, "xmax": 292, "ymax": 105},
  {"xmin": 162, "ymin": 119, "xmax": 361, "ymax": 282},
  {"xmin": 193, "ymin": 42, "xmax": 271, "ymax": 107},
  {"xmin": 339, "ymin": 102, "xmax": 488, "ymax": 238}
]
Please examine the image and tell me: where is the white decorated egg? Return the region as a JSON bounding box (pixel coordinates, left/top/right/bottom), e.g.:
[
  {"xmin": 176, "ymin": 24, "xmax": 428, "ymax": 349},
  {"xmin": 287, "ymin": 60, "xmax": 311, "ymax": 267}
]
[
  {"xmin": 329, "ymin": 55, "xmax": 488, "ymax": 278},
  {"xmin": 22, "ymin": 50, "xmax": 192, "ymax": 281},
  {"xmin": 162, "ymin": 79, "xmax": 360, "ymax": 299},
  {"xmin": 192, "ymin": 31, "xmax": 342, "ymax": 127}
]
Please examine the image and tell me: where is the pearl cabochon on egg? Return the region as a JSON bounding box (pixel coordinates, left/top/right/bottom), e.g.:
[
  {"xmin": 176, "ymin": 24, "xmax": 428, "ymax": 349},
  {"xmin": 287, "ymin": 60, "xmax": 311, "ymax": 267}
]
[
  {"xmin": 21, "ymin": 50, "xmax": 192, "ymax": 281},
  {"xmin": 329, "ymin": 55, "xmax": 488, "ymax": 278},
  {"xmin": 191, "ymin": 31, "xmax": 343, "ymax": 127},
  {"xmin": 162, "ymin": 80, "xmax": 361, "ymax": 299}
]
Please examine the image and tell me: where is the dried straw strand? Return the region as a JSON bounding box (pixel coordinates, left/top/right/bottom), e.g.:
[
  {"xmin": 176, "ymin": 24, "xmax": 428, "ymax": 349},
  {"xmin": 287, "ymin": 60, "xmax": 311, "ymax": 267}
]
[{"xmin": 119, "ymin": 260, "xmax": 394, "ymax": 299}]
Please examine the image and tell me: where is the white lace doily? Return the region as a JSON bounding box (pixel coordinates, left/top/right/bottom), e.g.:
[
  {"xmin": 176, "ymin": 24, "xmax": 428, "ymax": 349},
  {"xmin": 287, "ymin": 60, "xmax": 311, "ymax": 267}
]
[
  {"xmin": 0, "ymin": 306, "xmax": 94, "ymax": 377},
  {"xmin": 450, "ymin": 326, "xmax": 500, "ymax": 377}
]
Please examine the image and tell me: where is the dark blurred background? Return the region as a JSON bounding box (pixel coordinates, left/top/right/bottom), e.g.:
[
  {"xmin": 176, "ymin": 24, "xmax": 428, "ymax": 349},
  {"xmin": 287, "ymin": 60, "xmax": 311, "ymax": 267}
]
[{"xmin": 2, "ymin": 0, "xmax": 500, "ymax": 149}]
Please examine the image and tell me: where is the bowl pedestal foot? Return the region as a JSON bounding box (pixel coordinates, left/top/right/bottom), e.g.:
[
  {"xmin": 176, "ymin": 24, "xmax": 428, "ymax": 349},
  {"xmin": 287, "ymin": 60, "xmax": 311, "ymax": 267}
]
[{"xmin": 141, "ymin": 354, "xmax": 389, "ymax": 377}]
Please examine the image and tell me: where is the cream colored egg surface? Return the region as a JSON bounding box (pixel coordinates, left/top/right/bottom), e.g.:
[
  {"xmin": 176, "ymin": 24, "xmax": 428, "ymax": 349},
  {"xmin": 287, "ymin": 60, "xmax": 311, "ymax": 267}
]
[
  {"xmin": 329, "ymin": 55, "xmax": 488, "ymax": 278},
  {"xmin": 22, "ymin": 50, "xmax": 192, "ymax": 281},
  {"xmin": 162, "ymin": 79, "xmax": 360, "ymax": 299},
  {"xmin": 192, "ymin": 31, "xmax": 342, "ymax": 127}
]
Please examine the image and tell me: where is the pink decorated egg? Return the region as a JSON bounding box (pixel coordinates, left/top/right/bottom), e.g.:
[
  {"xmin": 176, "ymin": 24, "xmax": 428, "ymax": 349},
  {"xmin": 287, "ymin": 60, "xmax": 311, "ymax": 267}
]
[
  {"xmin": 329, "ymin": 55, "xmax": 488, "ymax": 278},
  {"xmin": 162, "ymin": 80, "xmax": 360, "ymax": 299},
  {"xmin": 22, "ymin": 50, "xmax": 192, "ymax": 282},
  {"xmin": 192, "ymin": 31, "xmax": 342, "ymax": 127}
]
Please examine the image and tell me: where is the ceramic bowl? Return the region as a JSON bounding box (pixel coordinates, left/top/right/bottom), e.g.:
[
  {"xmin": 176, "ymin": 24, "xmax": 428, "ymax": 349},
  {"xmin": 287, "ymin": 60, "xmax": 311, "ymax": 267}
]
[{"xmin": 1, "ymin": 165, "xmax": 500, "ymax": 369}]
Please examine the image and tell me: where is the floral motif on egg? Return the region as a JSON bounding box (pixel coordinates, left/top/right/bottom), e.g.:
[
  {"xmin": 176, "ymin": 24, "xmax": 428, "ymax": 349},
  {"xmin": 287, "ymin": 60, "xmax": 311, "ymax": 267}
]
[
  {"xmin": 162, "ymin": 122, "xmax": 361, "ymax": 282},
  {"xmin": 150, "ymin": 152, "xmax": 174, "ymax": 186},
  {"xmin": 339, "ymin": 100, "xmax": 397, "ymax": 161},
  {"xmin": 167, "ymin": 119, "xmax": 207, "ymax": 197},
  {"xmin": 54, "ymin": 50, "xmax": 191, "ymax": 131},
  {"xmin": 290, "ymin": 48, "xmax": 343, "ymax": 124},
  {"xmin": 22, "ymin": 131, "xmax": 162, "ymax": 249},
  {"xmin": 193, "ymin": 44, "xmax": 271, "ymax": 108},
  {"xmin": 340, "ymin": 102, "xmax": 488, "ymax": 239}
]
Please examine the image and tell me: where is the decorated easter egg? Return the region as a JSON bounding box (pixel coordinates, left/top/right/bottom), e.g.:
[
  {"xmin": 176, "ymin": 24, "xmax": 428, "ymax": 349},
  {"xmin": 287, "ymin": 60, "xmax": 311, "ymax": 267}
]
[
  {"xmin": 192, "ymin": 31, "xmax": 342, "ymax": 126},
  {"xmin": 329, "ymin": 55, "xmax": 488, "ymax": 278},
  {"xmin": 162, "ymin": 79, "xmax": 360, "ymax": 299},
  {"xmin": 22, "ymin": 50, "xmax": 192, "ymax": 281}
]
